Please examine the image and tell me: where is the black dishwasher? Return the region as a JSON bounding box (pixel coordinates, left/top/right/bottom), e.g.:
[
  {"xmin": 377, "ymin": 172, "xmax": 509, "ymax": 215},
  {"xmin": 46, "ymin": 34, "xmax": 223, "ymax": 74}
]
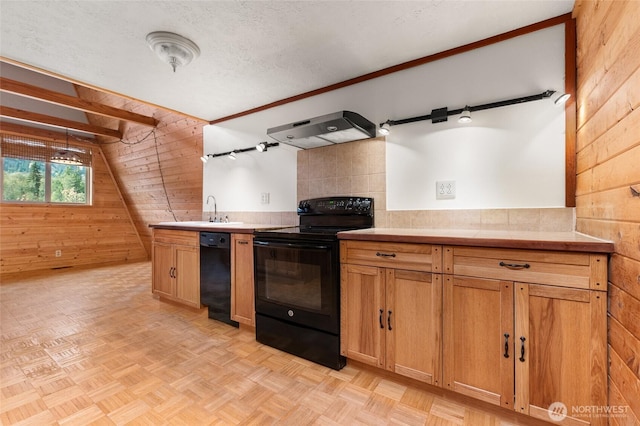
[{"xmin": 200, "ymin": 232, "xmax": 238, "ymax": 327}]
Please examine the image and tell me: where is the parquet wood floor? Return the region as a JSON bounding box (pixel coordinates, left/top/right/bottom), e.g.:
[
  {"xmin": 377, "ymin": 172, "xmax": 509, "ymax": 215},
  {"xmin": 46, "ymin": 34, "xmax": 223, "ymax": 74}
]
[{"xmin": 1, "ymin": 262, "xmax": 548, "ymax": 425}]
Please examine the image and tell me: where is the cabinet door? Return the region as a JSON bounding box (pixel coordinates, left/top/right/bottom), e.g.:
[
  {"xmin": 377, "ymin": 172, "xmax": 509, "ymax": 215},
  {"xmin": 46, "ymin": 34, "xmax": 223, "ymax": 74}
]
[
  {"xmin": 515, "ymin": 284, "xmax": 607, "ymax": 426},
  {"xmin": 152, "ymin": 242, "xmax": 174, "ymax": 298},
  {"xmin": 340, "ymin": 264, "xmax": 385, "ymax": 367},
  {"xmin": 443, "ymin": 275, "xmax": 515, "ymax": 409},
  {"xmin": 231, "ymin": 234, "xmax": 255, "ymax": 326},
  {"xmin": 175, "ymin": 245, "xmax": 200, "ymax": 308},
  {"xmin": 386, "ymin": 269, "xmax": 442, "ymax": 386}
]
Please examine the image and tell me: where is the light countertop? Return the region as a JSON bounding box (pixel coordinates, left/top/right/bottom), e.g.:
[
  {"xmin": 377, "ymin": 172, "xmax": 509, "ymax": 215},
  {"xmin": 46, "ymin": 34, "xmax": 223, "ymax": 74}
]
[
  {"xmin": 338, "ymin": 228, "xmax": 614, "ymax": 253},
  {"xmin": 150, "ymin": 221, "xmax": 289, "ymax": 234}
]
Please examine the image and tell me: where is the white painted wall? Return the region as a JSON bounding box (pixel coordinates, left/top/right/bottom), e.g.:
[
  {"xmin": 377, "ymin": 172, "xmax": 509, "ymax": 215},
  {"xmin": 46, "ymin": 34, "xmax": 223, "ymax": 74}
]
[{"xmin": 203, "ymin": 24, "xmax": 566, "ymax": 211}]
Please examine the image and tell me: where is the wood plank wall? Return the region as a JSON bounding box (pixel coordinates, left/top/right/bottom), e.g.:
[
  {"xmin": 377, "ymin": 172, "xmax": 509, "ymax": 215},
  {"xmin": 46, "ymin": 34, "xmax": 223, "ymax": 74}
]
[
  {"xmin": 0, "ymin": 146, "xmax": 147, "ymax": 274},
  {"xmin": 573, "ymin": 1, "xmax": 640, "ymax": 423},
  {"xmin": 74, "ymin": 86, "xmax": 207, "ymax": 255}
]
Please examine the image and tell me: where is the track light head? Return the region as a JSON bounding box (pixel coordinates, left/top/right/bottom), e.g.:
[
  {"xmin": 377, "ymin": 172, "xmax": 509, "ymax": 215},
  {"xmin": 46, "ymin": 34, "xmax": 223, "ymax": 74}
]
[
  {"xmin": 228, "ymin": 151, "xmax": 237, "ymax": 160},
  {"xmin": 379, "ymin": 122, "xmax": 391, "ymax": 136},
  {"xmin": 554, "ymin": 93, "xmax": 571, "ymax": 105},
  {"xmin": 458, "ymin": 106, "xmax": 472, "ymax": 123},
  {"xmin": 256, "ymin": 142, "xmax": 268, "ymax": 152},
  {"xmin": 200, "ymin": 155, "xmax": 209, "ymax": 163}
]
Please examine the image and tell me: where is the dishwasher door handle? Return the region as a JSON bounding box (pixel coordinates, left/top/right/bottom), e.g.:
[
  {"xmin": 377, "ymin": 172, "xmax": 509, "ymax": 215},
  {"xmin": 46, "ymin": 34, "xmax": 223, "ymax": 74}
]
[{"xmin": 254, "ymin": 241, "xmax": 330, "ymax": 250}]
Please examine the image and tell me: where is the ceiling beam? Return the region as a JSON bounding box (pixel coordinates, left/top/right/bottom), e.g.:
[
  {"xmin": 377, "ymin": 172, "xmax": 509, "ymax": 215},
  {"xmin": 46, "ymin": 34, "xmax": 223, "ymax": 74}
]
[
  {"xmin": 1, "ymin": 77, "xmax": 158, "ymax": 127},
  {"xmin": 0, "ymin": 106, "xmax": 123, "ymax": 139},
  {"xmin": 0, "ymin": 121, "xmax": 96, "ymax": 146}
]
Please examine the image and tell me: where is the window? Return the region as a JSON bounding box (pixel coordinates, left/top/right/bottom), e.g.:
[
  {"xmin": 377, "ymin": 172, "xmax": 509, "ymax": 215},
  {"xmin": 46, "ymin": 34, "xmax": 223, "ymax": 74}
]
[{"xmin": 1, "ymin": 134, "xmax": 92, "ymax": 204}]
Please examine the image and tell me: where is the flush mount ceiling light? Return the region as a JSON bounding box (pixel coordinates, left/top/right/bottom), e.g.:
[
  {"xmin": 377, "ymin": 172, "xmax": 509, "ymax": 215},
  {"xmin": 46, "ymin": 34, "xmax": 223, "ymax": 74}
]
[
  {"xmin": 146, "ymin": 31, "xmax": 200, "ymax": 72},
  {"xmin": 51, "ymin": 129, "xmax": 82, "ymax": 165},
  {"xmin": 380, "ymin": 90, "xmax": 557, "ymax": 134}
]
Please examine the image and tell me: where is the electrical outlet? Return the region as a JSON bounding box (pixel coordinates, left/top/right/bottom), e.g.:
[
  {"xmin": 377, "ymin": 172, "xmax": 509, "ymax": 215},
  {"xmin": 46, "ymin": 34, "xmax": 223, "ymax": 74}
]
[
  {"xmin": 55, "ymin": 250, "xmax": 62, "ymax": 257},
  {"xmin": 261, "ymin": 192, "xmax": 270, "ymax": 204},
  {"xmin": 436, "ymin": 180, "xmax": 456, "ymax": 199}
]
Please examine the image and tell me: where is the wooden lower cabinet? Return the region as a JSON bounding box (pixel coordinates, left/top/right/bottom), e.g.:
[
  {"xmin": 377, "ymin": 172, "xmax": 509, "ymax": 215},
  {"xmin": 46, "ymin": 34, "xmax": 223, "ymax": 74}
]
[
  {"xmin": 442, "ymin": 276, "xmax": 514, "ymax": 408},
  {"xmin": 443, "ymin": 246, "xmax": 607, "ymax": 426},
  {"xmin": 516, "ymin": 283, "xmax": 606, "ymax": 425},
  {"xmin": 340, "ymin": 240, "xmax": 608, "ymax": 425},
  {"xmin": 152, "ymin": 229, "xmax": 200, "ymax": 308},
  {"xmin": 231, "ymin": 233, "xmax": 255, "ymax": 326},
  {"xmin": 341, "ymin": 259, "xmax": 442, "ymax": 385}
]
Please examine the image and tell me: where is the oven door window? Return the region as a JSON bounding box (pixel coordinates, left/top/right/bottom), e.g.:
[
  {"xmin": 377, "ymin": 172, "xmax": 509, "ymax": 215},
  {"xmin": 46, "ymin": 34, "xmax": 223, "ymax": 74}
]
[{"xmin": 254, "ymin": 239, "xmax": 338, "ymax": 331}]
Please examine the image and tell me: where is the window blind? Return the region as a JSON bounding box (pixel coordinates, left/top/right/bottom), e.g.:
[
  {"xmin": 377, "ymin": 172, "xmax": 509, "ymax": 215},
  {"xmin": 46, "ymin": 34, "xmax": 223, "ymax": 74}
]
[{"xmin": 0, "ymin": 134, "xmax": 92, "ymax": 166}]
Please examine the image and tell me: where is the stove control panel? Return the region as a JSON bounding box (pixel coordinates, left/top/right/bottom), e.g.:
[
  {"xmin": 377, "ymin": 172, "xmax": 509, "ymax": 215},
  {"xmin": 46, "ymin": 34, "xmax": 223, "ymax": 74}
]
[{"xmin": 298, "ymin": 196, "xmax": 374, "ymax": 215}]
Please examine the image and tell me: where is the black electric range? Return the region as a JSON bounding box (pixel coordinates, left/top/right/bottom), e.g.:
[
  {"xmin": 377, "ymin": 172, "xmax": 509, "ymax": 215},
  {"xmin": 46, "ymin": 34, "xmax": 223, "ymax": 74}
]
[{"xmin": 252, "ymin": 196, "xmax": 374, "ymax": 370}]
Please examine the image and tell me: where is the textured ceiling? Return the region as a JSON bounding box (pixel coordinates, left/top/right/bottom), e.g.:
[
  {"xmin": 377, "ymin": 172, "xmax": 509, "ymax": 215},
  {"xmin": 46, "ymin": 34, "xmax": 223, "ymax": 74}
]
[{"xmin": 0, "ymin": 1, "xmax": 574, "ymax": 122}]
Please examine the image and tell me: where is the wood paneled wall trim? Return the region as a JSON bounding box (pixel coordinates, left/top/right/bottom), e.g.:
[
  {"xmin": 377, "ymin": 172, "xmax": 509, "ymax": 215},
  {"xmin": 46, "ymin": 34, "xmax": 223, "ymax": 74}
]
[
  {"xmin": 209, "ymin": 13, "xmax": 573, "ymax": 125},
  {"xmin": 0, "ymin": 77, "xmax": 158, "ymax": 127},
  {"xmin": 574, "ymin": 0, "xmax": 640, "ymax": 422},
  {"xmin": 208, "ymin": 13, "xmax": 578, "ymax": 208},
  {"xmin": 0, "ymin": 122, "xmax": 97, "ymax": 147},
  {"xmin": 0, "ymin": 56, "xmax": 206, "ymax": 123},
  {"xmin": 564, "ymin": 19, "xmax": 577, "ymax": 208},
  {"xmin": 0, "ymin": 143, "xmax": 148, "ymax": 274},
  {"xmin": 74, "ymin": 86, "xmax": 207, "ymax": 255}
]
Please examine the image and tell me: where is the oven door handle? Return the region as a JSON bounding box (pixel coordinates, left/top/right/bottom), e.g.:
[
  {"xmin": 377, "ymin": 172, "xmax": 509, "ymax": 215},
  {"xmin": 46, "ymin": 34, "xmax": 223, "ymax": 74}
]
[{"xmin": 254, "ymin": 241, "xmax": 331, "ymax": 250}]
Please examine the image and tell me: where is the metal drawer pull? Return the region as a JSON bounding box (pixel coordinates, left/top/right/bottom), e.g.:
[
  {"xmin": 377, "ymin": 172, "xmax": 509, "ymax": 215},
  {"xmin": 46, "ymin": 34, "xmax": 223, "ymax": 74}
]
[
  {"xmin": 519, "ymin": 336, "xmax": 526, "ymax": 362},
  {"xmin": 504, "ymin": 333, "xmax": 510, "ymax": 358},
  {"xmin": 376, "ymin": 252, "xmax": 396, "ymax": 258},
  {"xmin": 499, "ymin": 261, "xmax": 530, "ymax": 269},
  {"xmin": 379, "ymin": 309, "xmax": 384, "ymax": 329},
  {"xmin": 387, "ymin": 310, "xmax": 393, "ymax": 331}
]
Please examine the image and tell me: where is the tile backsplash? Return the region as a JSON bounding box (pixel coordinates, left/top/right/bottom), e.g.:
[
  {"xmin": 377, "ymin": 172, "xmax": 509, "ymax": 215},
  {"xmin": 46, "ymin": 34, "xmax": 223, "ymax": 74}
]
[{"xmin": 211, "ymin": 138, "xmax": 575, "ymax": 232}]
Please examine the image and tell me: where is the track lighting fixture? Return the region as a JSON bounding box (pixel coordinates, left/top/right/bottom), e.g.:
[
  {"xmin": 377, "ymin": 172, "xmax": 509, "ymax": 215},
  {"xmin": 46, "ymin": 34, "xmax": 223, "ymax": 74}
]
[
  {"xmin": 554, "ymin": 93, "xmax": 571, "ymax": 105},
  {"xmin": 458, "ymin": 106, "xmax": 472, "ymax": 123},
  {"xmin": 202, "ymin": 142, "xmax": 280, "ymax": 162},
  {"xmin": 379, "ymin": 90, "xmax": 557, "ymax": 134}
]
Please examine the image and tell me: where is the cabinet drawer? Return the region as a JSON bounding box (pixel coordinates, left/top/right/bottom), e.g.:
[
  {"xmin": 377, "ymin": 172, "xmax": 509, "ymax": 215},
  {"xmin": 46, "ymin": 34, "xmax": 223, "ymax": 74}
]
[
  {"xmin": 153, "ymin": 229, "xmax": 199, "ymax": 246},
  {"xmin": 341, "ymin": 241, "xmax": 441, "ymax": 272},
  {"xmin": 444, "ymin": 246, "xmax": 607, "ymax": 290}
]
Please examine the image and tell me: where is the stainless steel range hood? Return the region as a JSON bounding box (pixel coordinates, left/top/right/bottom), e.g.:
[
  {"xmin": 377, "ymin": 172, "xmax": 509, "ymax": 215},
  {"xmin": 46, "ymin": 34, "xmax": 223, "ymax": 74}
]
[{"xmin": 267, "ymin": 111, "xmax": 376, "ymax": 149}]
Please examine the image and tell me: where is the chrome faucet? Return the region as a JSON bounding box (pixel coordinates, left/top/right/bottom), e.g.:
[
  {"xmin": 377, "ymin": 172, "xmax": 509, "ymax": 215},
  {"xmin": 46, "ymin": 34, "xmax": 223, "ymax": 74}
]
[{"xmin": 206, "ymin": 195, "xmax": 217, "ymax": 222}]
